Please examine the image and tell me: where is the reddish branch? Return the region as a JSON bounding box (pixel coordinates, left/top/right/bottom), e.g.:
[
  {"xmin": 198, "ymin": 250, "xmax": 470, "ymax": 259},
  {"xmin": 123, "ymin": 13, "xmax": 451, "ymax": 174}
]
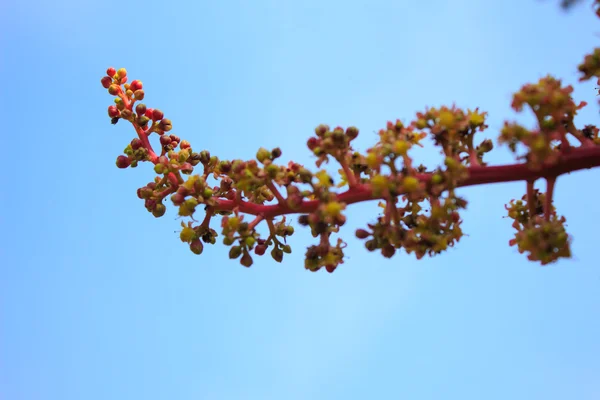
[
  {"xmin": 177, "ymin": 146, "xmax": 600, "ymax": 219},
  {"xmin": 102, "ymin": 2, "xmax": 600, "ymax": 268}
]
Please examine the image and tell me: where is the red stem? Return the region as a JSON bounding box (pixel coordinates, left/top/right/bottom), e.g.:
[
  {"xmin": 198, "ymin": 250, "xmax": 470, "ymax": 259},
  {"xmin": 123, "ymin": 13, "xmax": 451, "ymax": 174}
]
[
  {"xmin": 545, "ymin": 177, "xmax": 556, "ymax": 221},
  {"xmin": 337, "ymin": 155, "xmax": 358, "ymax": 187},
  {"xmin": 266, "ymin": 181, "xmax": 286, "ymax": 205},
  {"xmin": 526, "ymin": 180, "xmax": 536, "ymax": 218},
  {"xmin": 136, "ymin": 125, "xmax": 158, "ymax": 163},
  {"xmin": 248, "ymin": 215, "xmax": 264, "ymax": 231},
  {"xmin": 206, "ymin": 146, "xmax": 600, "ymax": 219}
]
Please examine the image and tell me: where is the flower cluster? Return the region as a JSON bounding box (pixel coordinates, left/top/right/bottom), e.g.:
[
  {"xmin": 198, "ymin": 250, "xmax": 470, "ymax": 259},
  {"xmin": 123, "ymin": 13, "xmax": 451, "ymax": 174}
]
[
  {"xmin": 506, "ymin": 187, "xmax": 570, "ymax": 265},
  {"xmin": 499, "ymin": 76, "xmax": 589, "ymax": 170},
  {"xmin": 346, "ymin": 117, "xmax": 474, "ymax": 260},
  {"xmin": 100, "ymin": 2, "xmax": 600, "ymax": 271}
]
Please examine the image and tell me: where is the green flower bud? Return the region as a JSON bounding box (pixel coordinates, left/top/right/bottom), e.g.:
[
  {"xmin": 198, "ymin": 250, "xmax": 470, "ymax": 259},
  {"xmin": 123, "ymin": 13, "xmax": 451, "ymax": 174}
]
[
  {"xmin": 154, "ymin": 163, "xmax": 166, "ymax": 174},
  {"xmin": 137, "ymin": 115, "xmax": 150, "ymax": 126},
  {"xmin": 256, "ymin": 147, "xmax": 271, "ymax": 163},
  {"xmin": 199, "ymin": 150, "xmax": 211, "ymax": 164},
  {"xmin": 180, "ymin": 226, "xmax": 195, "ymax": 242},
  {"xmin": 229, "ymin": 246, "xmax": 242, "ymax": 259},
  {"xmin": 402, "ymin": 176, "xmax": 420, "ymax": 192},
  {"xmin": 152, "ymin": 203, "xmax": 166, "ymax": 218},
  {"xmin": 266, "ymin": 164, "xmax": 279, "ymax": 179},
  {"xmin": 271, "ymin": 247, "xmax": 283, "ymax": 263},
  {"xmin": 431, "ymin": 173, "xmax": 443, "ymax": 185}
]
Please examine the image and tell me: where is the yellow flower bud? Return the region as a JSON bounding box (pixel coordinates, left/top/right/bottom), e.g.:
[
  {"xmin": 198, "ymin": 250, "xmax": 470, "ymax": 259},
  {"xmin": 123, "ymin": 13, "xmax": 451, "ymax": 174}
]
[
  {"xmin": 402, "ymin": 176, "xmax": 419, "ymax": 192},
  {"xmin": 366, "ymin": 152, "xmax": 379, "ymax": 169},
  {"xmin": 325, "ymin": 201, "xmax": 345, "ymax": 217},
  {"xmin": 393, "ymin": 140, "xmax": 410, "ymax": 156},
  {"xmin": 415, "ymin": 119, "xmax": 428, "ymax": 129},
  {"xmin": 468, "ymin": 111, "xmax": 485, "ymax": 126},
  {"xmin": 180, "ymin": 226, "xmax": 195, "ymax": 242}
]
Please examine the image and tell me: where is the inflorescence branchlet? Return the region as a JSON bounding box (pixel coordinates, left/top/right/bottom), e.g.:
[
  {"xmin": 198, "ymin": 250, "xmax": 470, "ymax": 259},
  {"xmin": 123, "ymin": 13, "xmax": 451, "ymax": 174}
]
[{"xmin": 101, "ymin": 3, "xmax": 600, "ymax": 271}]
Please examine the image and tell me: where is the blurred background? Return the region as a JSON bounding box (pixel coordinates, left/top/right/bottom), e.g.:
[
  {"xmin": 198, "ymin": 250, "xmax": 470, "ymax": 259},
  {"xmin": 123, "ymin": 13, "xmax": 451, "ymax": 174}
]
[{"xmin": 1, "ymin": 0, "xmax": 599, "ymax": 398}]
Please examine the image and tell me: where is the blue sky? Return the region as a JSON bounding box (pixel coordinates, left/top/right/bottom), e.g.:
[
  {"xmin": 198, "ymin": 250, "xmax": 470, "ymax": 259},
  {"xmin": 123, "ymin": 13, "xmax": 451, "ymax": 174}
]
[{"xmin": 1, "ymin": 0, "xmax": 599, "ymax": 399}]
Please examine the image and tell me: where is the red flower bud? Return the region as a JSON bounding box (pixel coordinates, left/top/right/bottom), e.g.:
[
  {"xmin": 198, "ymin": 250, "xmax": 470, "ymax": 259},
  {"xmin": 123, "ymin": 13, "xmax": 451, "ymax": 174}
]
[
  {"xmin": 160, "ymin": 135, "xmax": 172, "ymax": 146},
  {"xmin": 315, "ymin": 124, "xmax": 328, "ymax": 137},
  {"xmin": 176, "ymin": 186, "xmax": 189, "ymax": 196},
  {"xmin": 101, "ymin": 76, "xmax": 112, "ymax": 88},
  {"xmin": 180, "ymin": 140, "xmax": 191, "ymax": 150},
  {"xmin": 254, "ymin": 244, "xmax": 267, "ymax": 256},
  {"xmin": 325, "ymin": 264, "xmax": 336, "ymax": 273},
  {"xmin": 381, "ymin": 244, "xmax": 396, "ymax": 258},
  {"xmin": 152, "ymin": 109, "xmax": 164, "ymax": 121},
  {"xmin": 130, "ymin": 138, "xmax": 143, "ymax": 150},
  {"xmin": 298, "ymin": 215, "xmax": 310, "ymax": 226},
  {"xmin": 145, "ymin": 108, "xmax": 154, "ymax": 118},
  {"xmin": 190, "ymin": 239, "xmax": 204, "ymax": 255},
  {"xmin": 130, "ymin": 80, "xmax": 143, "ymax": 91},
  {"xmin": 116, "ymin": 155, "xmax": 130, "ymax": 169},
  {"xmin": 240, "ymin": 251, "xmax": 253, "ymax": 267},
  {"xmin": 179, "ymin": 162, "xmax": 193, "ymax": 174},
  {"xmin": 355, "ymin": 229, "xmax": 370, "ymax": 239},
  {"xmin": 106, "ymin": 67, "xmax": 116, "ymax": 77},
  {"xmin": 451, "ymin": 212, "xmax": 460, "ymax": 223},
  {"xmin": 346, "ymin": 126, "xmax": 359, "ymax": 139},
  {"xmin": 135, "ymin": 103, "xmax": 147, "ymax": 116},
  {"xmin": 170, "ymin": 193, "xmax": 185, "ymax": 206},
  {"xmin": 108, "ymin": 105, "xmax": 119, "ymax": 118},
  {"xmin": 145, "ymin": 199, "xmax": 156, "ymax": 209}
]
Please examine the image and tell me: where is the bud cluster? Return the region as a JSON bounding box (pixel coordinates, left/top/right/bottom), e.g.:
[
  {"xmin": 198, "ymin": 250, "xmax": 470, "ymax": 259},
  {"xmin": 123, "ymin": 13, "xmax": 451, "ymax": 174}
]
[
  {"xmin": 500, "ymin": 76, "xmax": 588, "ymax": 169},
  {"xmin": 506, "ymin": 188, "xmax": 570, "ymax": 265},
  {"xmin": 413, "ymin": 106, "xmax": 492, "ymax": 165}
]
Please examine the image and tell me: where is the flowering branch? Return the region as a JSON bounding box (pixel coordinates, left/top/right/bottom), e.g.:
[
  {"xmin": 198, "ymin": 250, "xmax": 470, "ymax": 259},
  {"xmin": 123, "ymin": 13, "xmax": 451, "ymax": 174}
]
[{"xmin": 101, "ymin": 1, "xmax": 600, "ymax": 272}]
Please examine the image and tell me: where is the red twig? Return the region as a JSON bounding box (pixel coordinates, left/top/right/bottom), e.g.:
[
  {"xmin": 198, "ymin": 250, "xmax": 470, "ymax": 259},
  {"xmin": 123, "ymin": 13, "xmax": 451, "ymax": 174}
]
[
  {"xmin": 266, "ymin": 181, "xmax": 286, "ymax": 205},
  {"xmin": 545, "ymin": 178, "xmax": 556, "ymax": 221},
  {"xmin": 526, "ymin": 180, "xmax": 536, "ymax": 218},
  {"xmin": 205, "ymin": 146, "xmax": 600, "ymax": 219}
]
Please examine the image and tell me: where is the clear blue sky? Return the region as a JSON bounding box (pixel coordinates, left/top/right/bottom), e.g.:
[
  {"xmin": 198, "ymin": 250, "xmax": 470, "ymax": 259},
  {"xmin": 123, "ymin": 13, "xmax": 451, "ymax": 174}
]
[{"xmin": 1, "ymin": 0, "xmax": 599, "ymax": 399}]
